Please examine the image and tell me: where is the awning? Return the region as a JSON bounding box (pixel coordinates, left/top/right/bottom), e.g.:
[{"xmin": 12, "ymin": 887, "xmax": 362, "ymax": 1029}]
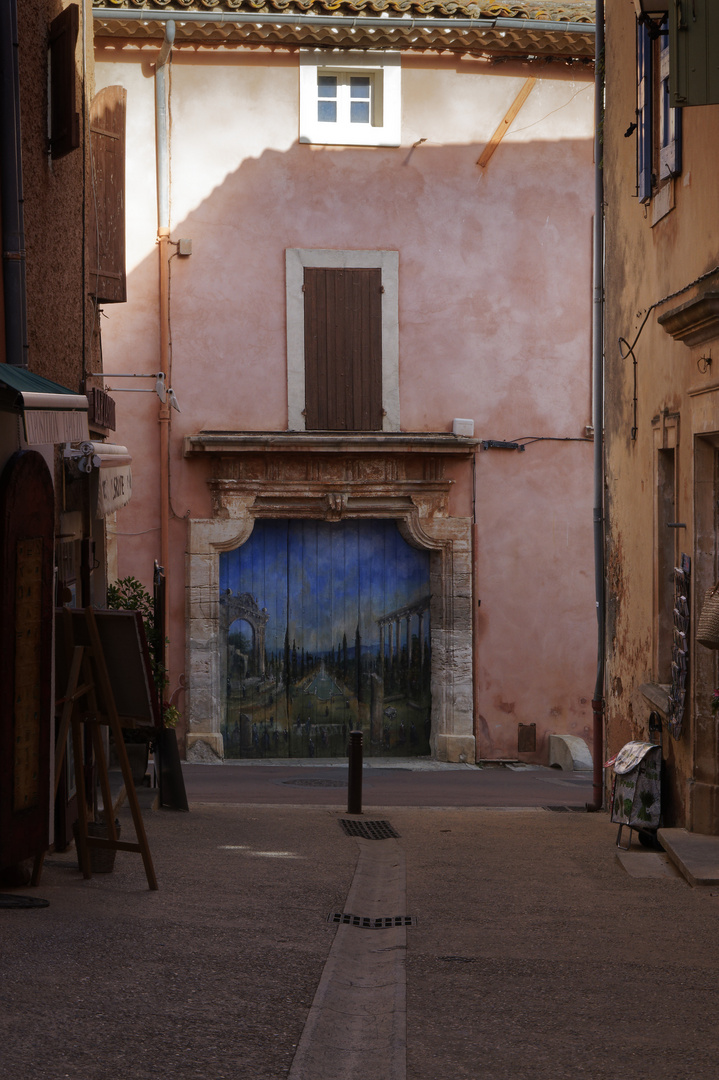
[{"xmin": 0, "ymin": 365, "xmax": 89, "ymax": 445}]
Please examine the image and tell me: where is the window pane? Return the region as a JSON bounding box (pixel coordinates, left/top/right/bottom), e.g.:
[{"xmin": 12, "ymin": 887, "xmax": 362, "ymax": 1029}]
[
  {"xmin": 350, "ymin": 100, "xmax": 370, "ymax": 124},
  {"xmin": 318, "ymin": 75, "xmax": 337, "ymax": 98},
  {"xmin": 318, "ymin": 100, "xmax": 337, "ymax": 123},
  {"xmin": 350, "ymin": 76, "xmax": 371, "ymax": 98}
]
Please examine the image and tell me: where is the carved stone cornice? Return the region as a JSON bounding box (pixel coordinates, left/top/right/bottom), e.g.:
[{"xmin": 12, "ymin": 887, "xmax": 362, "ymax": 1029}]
[
  {"xmin": 186, "ymin": 431, "xmax": 476, "ymax": 522},
  {"xmin": 658, "ymin": 291, "xmax": 719, "ymax": 347},
  {"xmin": 184, "ymin": 431, "xmax": 477, "ymax": 458}
]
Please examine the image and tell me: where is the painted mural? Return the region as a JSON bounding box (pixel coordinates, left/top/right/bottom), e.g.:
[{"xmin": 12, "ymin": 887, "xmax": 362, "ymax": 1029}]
[{"xmin": 219, "ymin": 520, "xmax": 431, "ymax": 758}]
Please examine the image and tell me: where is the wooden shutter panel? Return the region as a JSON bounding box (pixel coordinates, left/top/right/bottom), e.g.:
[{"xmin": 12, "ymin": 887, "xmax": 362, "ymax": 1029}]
[
  {"xmin": 659, "ymin": 33, "xmax": 682, "ymax": 180},
  {"xmin": 49, "ymin": 4, "xmax": 80, "ymax": 159},
  {"xmin": 88, "ymin": 86, "xmax": 127, "ymax": 304},
  {"xmin": 304, "ymin": 268, "xmax": 382, "ymax": 431},
  {"xmin": 637, "ymin": 22, "xmax": 653, "ymax": 203}
]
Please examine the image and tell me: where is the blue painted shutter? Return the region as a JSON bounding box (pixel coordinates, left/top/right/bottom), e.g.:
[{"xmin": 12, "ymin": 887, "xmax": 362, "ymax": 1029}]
[
  {"xmin": 637, "ymin": 22, "xmax": 653, "ymax": 203},
  {"xmin": 659, "ymin": 32, "xmax": 682, "ymax": 179}
]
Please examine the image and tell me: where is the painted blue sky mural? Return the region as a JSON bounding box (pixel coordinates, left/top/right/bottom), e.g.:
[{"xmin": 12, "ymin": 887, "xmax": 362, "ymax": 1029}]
[{"xmin": 219, "ymin": 519, "xmax": 430, "ymax": 654}]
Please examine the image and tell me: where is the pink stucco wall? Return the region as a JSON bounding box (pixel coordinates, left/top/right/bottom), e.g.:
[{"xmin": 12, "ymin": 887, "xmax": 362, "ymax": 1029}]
[{"xmin": 95, "ymin": 42, "xmax": 595, "ymax": 761}]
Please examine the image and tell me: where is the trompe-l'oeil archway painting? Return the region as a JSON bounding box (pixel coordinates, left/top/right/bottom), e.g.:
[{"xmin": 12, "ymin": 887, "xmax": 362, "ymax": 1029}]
[{"xmin": 219, "ymin": 519, "xmax": 431, "ymax": 758}]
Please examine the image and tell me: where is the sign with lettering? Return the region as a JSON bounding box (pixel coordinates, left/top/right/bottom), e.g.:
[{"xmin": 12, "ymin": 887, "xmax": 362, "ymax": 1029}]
[
  {"xmin": 24, "ymin": 408, "xmax": 89, "ymax": 446},
  {"xmin": 96, "ymin": 464, "xmax": 132, "ymax": 517}
]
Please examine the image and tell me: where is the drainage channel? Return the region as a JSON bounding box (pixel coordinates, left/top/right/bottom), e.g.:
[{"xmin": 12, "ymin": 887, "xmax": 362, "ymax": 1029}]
[{"xmin": 288, "ymin": 831, "xmax": 408, "ymax": 1080}]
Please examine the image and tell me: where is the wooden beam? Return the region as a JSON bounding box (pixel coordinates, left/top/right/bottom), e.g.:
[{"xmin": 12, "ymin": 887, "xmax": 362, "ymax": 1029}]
[{"xmin": 476, "ymin": 77, "xmax": 536, "ymax": 170}]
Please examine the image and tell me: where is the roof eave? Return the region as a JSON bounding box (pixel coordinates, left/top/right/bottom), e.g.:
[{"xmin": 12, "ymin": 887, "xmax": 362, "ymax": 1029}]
[{"xmin": 92, "ymin": 8, "xmax": 595, "ymax": 59}]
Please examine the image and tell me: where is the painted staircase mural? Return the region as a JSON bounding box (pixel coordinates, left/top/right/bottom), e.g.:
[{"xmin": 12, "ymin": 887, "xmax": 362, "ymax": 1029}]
[{"xmin": 219, "ymin": 519, "xmax": 431, "ymax": 758}]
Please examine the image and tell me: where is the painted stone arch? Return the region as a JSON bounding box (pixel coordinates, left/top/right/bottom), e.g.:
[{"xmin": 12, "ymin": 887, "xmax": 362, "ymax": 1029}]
[{"xmin": 220, "ymin": 591, "xmax": 268, "ymax": 677}]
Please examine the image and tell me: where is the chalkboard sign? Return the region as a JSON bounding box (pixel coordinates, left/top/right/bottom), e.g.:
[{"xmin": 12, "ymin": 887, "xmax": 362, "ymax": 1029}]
[{"xmin": 58, "ymin": 608, "xmax": 160, "ymax": 729}]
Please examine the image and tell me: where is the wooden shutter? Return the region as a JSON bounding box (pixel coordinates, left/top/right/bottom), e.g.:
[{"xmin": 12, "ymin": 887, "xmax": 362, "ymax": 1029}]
[
  {"xmin": 88, "ymin": 86, "xmax": 127, "ymax": 304},
  {"xmin": 49, "ymin": 4, "xmax": 80, "ymax": 159},
  {"xmin": 304, "ymin": 268, "xmax": 382, "ymax": 431},
  {"xmin": 659, "ymin": 32, "xmax": 682, "ymax": 180},
  {"xmin": 637, "ymin": 22, "xmax": 653, "ymax": 203}
]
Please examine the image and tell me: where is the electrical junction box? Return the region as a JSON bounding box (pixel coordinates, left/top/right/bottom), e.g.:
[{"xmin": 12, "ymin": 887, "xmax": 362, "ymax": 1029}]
[
  {"xmin": 452, "ymin": 418, "xmax": 474, "ymax": 437},
  {"xmin": 178, "ymin": 238, "xmax": 192, "ymax": 256},
  {"xmin": 670, "ymin": 0, "xmax": 719, "ymax": 106}
]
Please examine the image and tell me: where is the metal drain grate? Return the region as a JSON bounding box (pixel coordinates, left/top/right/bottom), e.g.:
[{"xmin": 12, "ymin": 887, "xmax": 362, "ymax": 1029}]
[
  {"xmin": 543, "ymin": 805, "xmax": 587, "ymax": 813},
  {"xmin": 328, "ymin": 912, "xmax": 416, "ymax": 928},
  {"xmin": 283, "ymin": 778, "xmax": 347, "ymax": 788},
  {"xmin": 339, "ymin": 819, "xmax": 400, "ymax": 839}
]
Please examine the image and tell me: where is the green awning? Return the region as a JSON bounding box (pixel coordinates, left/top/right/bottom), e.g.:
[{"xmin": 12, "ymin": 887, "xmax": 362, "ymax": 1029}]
[{"xmin": 0, "ymin": 365, "xmax": 89, "ymax": 445}]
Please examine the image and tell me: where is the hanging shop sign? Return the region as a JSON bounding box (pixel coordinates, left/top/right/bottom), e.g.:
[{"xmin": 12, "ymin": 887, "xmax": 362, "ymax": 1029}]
[
  {"xmin": 97, "ymin": 463, "xmax": 132, "ymax": 516},
  {"xmin": 94, "ymin": 444, "xmax": 132, "ymax": 517}
]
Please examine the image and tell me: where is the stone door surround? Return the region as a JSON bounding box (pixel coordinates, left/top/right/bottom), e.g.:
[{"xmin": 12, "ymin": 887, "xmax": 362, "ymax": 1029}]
[{"xmin": 183, "ymin": 432, "xmax": 477, "ymax": 763}]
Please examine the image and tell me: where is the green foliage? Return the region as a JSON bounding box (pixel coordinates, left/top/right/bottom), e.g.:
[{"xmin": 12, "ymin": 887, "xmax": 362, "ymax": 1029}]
[
  {"xmin": 162, "ymin": 704, "xmax": 180, "ymax": 729},
  {"xmin": 106, "ymin": 576, "xmax": 154, "ymax": 623},
  {"xmin": 106, "ymin": 576, "xmax": 179, "ymax": 730}
]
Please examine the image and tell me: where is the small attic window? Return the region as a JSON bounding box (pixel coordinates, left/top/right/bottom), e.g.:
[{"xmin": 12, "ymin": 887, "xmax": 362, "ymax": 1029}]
[{"xmin": 299, "ymin": 51, "xmax": 401, "ymax": 147}]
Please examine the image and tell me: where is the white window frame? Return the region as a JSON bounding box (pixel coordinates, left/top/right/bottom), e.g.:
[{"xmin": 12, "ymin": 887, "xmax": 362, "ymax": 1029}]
[
  {"xmin": 299, "ymin": 51, "xmax": 401, "ymax": 148},
  {"xmin": 286, "ymin": 248, "xmax": 400, "ymax": 432}
]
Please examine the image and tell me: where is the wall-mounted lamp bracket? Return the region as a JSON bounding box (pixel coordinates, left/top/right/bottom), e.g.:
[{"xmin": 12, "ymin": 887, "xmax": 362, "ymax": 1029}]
[{"xmin": 480, "ymin": 440, "xmax": 526, "ymax": 452}]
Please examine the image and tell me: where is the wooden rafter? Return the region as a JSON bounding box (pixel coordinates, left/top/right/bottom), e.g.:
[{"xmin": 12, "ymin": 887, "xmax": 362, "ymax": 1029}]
[{"xmin": 476, "ymin": 77, "xmax": 537, "ymax": 170}]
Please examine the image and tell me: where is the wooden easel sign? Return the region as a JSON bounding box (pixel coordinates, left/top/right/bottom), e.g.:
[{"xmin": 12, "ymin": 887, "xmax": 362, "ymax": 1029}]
[
  {"xmin": 63, "ymin": 607, "xmax": 161, "ymax": 730},
  {"xmin": 32, "ymin": 607, "xmax": 159, "ymax": 890}
]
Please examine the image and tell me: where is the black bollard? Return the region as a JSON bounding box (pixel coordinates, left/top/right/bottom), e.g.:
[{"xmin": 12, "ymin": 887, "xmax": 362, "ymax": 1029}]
[{"xmin": 347, "ymin": 730, "xmax": 363, "ymax": 814}]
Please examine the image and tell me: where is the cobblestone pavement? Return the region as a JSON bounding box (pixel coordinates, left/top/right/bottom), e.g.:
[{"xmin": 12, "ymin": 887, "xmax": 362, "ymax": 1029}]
[{"xmin": 2, "ymin": 768, "xmax": 719, "ymax": 1079}]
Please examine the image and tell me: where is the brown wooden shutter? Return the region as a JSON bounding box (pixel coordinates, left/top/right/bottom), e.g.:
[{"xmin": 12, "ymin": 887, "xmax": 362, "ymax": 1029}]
[
  {"xmin": 49, "ymin": 4, "xmax": 80, "ymax": 159},
  {"xmin": 304, "ymin": 268, "xmax": 382, "ymax": 431},
  {"xmin": 88, "ymin": 86, "xmax": 127, "ymax": 304}
]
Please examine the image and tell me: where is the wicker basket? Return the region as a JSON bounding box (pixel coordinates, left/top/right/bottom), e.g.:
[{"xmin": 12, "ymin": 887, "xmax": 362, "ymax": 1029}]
[
  {"xmin": 73, "ymin": 819, "xmax": 121, "ymax": 874},
  {"xmin": 697, "ymin": 584, "xmax": 719, "ymax": 649}
]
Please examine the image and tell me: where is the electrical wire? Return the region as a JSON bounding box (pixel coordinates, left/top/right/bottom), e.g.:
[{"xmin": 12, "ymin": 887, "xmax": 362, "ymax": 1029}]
[
  {"xmin": 510, "ymin": 435, "xmax": 593, "ymax": 446},
  {"xmin": 619, "ymin": 262, "xmax": 719, "ymax": 440},
  {"xmin": 509, "ymin": 82, "xmax": 592, "ymax": 136}
]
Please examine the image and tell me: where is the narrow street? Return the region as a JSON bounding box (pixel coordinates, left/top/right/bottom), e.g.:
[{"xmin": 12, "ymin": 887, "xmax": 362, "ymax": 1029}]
[{"xmin": 2, "ymin": 764, "xmax": 719, "ymax": 1079}]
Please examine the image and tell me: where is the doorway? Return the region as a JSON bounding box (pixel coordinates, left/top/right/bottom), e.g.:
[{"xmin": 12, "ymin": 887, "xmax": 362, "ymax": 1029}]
[{"xmin": 219, "ymin": 519, "xmax": 431, "ymax": 758}]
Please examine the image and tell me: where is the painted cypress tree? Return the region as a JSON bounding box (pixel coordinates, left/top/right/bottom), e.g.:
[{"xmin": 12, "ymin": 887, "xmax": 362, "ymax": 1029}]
[{"xmin": 355, "ymin": 623, "xmax": 362, "ymax": 703}]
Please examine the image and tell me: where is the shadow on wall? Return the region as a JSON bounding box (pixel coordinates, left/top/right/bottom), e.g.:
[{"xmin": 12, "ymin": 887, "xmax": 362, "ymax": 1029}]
[
  {"xmin": 102, "ymin": 128, "xmax": 595, "ymax": 758},
  {"xmin": 111, "ymin": 131, "xmax": 594, "ymax": 431}
]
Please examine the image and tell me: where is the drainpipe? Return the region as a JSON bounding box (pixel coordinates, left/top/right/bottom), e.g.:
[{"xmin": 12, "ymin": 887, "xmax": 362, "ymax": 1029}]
[
  {"xmin": 588, "ymin": 0, "xmax": 605, "ymax": 812},
  {"xmin": 155, "ymin": 20, "xmax": 174, "ymax": 691},
  {"xmin": 472, "ymin": 452, "xmax": 481, "ymax": 760},
  {"xmin": 0, "ymin": 0, "xmax": 28, "ymax": 368}
]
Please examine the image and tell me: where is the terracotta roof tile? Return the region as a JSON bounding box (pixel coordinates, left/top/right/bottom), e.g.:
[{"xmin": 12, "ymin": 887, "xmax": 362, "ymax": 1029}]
[
  {"xmin": 94, "ymin": 0, "xmax": 594, "ymax": 21},
  {"xmin": 93, "ymin": 0, "xmax": 595, "ymax": 57}
]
